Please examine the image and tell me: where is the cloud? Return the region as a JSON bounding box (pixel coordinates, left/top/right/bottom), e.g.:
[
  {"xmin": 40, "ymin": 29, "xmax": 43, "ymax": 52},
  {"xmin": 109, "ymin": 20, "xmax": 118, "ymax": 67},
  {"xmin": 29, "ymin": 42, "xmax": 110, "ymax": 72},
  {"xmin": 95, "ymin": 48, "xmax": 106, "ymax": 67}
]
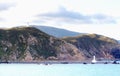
[
  {"xmin": 40, "ymin": 7, "xmax": 89, "ymax": 20},
  {"xmin": 36, "ymin": 7, "xmax": 117, "ymax": 24},
  {"xmin": 0, "ymin": 3, "xmax": 15, "ymax": 11}
]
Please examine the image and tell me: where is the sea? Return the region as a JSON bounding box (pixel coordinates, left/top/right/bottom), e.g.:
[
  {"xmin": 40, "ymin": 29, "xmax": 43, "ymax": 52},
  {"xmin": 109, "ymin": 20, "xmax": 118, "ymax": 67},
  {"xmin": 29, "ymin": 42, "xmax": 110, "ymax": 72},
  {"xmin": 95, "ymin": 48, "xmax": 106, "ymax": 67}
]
[{"xmin": 0, "ymin": 64, "xmax": 120, "ymax": 76}]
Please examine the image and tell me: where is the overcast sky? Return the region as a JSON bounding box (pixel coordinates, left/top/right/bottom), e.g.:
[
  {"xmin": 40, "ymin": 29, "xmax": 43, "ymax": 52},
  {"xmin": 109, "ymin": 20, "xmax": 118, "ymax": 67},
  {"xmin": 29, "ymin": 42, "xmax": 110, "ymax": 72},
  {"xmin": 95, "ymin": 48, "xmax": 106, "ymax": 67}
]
[{"xmin": 0, "ymin": 0, "xmax": 120, "ymax": 39}]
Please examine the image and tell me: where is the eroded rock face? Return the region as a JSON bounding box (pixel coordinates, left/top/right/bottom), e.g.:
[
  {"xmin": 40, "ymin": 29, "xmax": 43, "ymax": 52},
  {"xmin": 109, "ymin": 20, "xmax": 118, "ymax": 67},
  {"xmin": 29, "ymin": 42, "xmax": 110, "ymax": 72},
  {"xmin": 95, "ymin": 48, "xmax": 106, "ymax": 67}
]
[
  {"xmin": 63, "ymin": 34, "xmax": 120, "ymax": 59},
  {"xmin": 0, "ymin": 27, "xmax": 84, "ymax": 62},
  {"xmin": 0, "ymin": 27, "xmax": 120, "ymax": 62}
]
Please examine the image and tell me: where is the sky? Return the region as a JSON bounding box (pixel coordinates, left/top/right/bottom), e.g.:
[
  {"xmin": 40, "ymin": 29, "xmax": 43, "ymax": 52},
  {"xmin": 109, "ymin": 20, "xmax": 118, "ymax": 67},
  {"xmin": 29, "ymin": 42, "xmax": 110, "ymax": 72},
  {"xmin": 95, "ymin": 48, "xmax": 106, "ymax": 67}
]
[{"xmin": 0, "ymin": 0, "xmax": 120, "ymax": 40}]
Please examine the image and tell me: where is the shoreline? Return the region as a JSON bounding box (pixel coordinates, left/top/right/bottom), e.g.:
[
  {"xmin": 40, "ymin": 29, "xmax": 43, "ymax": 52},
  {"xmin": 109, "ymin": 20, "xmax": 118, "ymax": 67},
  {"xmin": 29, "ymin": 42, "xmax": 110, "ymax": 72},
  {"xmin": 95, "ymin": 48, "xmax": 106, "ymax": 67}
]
[{"xmin": 0, "ymin": 60, "xmax": 119, "ymax": 64}]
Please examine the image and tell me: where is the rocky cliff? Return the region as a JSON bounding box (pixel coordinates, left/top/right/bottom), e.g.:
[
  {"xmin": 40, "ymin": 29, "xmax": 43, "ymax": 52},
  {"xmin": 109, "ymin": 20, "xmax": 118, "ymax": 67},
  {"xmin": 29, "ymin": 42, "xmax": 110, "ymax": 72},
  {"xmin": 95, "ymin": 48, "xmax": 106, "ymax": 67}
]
[
  {"xmin": 63, "ymin": 34, "xmax": 120, "ymax": 59},
  {"xmin": 0, "ymin": 27, "xmax": 84, "ymax": 62},
  {"xmin": 0, "ymin": 27, "xmax": 120, "ymax": 62}
]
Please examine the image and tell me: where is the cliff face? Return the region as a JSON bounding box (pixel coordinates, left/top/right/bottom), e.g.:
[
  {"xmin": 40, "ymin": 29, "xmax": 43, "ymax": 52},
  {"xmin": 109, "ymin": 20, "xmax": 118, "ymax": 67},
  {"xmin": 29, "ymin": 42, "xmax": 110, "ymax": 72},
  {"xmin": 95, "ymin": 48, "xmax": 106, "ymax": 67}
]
[
  {"xmin": 63, "ymin": 34, "xmax": 120, "ymax": 59},
  {"xmin": 0, "ymin": 27, "xmax": 84, "ymax": 62},
  {"xmin": 0, "ymin": 27, "xmax": 120, "ymax": 62}
]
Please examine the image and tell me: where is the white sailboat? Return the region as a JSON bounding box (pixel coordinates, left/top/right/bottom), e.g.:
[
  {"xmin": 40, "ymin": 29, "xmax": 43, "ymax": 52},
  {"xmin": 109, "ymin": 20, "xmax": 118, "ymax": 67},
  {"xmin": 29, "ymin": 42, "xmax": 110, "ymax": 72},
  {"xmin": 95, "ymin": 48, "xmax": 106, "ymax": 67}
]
[{"xmin": 91, "ymin": 56, "xmax": 97, "ymax": 63}]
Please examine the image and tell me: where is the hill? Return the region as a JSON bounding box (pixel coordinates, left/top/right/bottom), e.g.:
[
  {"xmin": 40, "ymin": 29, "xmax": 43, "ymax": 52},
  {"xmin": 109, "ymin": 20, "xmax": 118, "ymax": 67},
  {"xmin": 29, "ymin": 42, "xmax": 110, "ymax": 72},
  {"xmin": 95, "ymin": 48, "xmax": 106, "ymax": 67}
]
[
  {"xmin": 0, "ymin": 27, "xmax": 84, "ymax": 62},
  {"xmin": 31, "ymin": 25, "xmax": 81, "ymax": 38},
  {"xmin": 0, "ymin": 26, "xmax": 120, "ymax": 62},
  {"xmin": 63, "ymin": 34, "xmax": 120, "ymax": 59}
]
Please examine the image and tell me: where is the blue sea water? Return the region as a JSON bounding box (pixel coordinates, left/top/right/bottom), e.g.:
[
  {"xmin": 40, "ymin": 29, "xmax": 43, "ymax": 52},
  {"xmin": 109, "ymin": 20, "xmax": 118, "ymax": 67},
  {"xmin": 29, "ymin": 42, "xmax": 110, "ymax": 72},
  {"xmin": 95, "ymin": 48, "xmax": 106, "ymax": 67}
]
[{"xmin": 0, "ymin": 64, "xmax": 120, "ymax": 76}]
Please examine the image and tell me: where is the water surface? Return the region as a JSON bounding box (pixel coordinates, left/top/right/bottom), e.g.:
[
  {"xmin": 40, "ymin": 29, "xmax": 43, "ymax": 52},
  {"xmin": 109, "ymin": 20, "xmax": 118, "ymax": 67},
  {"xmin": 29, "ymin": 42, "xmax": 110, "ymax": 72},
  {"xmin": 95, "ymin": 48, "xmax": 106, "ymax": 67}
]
[{"xmin": 0, "ymin": 64, "xmax": 119, "ymax": 76}]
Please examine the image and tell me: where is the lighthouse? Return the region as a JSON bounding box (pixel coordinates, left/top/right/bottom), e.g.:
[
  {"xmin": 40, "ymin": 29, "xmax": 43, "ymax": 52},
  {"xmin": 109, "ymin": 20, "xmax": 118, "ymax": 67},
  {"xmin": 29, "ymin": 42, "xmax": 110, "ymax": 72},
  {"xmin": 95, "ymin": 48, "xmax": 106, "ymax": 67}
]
[{"xmin": 91, "ymin": 56, "xmax": 97, "ymax": 63}]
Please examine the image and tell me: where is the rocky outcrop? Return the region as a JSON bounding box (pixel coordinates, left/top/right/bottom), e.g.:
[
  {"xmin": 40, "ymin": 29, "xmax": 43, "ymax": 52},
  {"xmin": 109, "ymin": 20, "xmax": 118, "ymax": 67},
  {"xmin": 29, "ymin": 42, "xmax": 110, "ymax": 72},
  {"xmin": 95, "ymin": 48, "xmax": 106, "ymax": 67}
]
[
  {"xmin": 0, "ymin": 27, "xmax": 84, "ymax": 62},
  {"xmin": 63, "ymin": 34, "xmax": 120, "ymax": 59}
]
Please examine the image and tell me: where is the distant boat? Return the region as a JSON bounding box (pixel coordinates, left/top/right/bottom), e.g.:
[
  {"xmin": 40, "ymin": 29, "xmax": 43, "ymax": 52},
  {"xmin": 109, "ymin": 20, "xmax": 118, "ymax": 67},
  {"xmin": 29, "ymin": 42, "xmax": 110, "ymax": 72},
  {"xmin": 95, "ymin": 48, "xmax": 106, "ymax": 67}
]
[{"xmin": 91, "ymin": 56, "xmax": 97, "ymax": 63}]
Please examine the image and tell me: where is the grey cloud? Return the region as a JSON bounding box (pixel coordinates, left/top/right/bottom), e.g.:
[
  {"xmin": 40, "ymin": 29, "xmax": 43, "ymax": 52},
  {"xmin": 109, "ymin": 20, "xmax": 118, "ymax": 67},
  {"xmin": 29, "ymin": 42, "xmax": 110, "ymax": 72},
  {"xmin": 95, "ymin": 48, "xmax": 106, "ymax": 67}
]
[
  {"xmin": 36, "ymin": 7, "xmax": 117, "ymax": 24},
  {"xmin": 0, "ymin": 3, "xmax": 15, "ymax": 11},
  {"xmin": 40, "ymin": 7, "xmax": 90, "ymax": 20}
]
